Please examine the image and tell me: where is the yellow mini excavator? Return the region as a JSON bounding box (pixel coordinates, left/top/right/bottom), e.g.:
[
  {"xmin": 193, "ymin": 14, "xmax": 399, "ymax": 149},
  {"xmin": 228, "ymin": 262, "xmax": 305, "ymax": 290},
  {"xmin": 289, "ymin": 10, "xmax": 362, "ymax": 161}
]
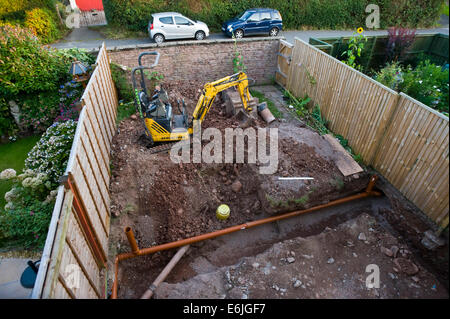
[{"xmin": 132, "ymin": 52, "xmax": 254, "ymax": 152}]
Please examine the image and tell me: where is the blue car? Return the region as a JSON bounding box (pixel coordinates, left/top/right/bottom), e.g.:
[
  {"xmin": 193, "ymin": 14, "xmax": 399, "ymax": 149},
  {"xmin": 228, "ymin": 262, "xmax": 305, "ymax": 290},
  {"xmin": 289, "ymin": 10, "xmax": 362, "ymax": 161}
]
[{"xmin": 222, "ymin": 8, "xmax": 282, "ymax": 39}]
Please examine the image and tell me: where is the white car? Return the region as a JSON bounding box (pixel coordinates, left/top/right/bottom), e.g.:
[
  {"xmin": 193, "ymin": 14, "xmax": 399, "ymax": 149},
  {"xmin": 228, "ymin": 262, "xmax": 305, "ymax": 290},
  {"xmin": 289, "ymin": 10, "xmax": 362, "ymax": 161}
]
[{"xmin": 148, "ymin": 12, "xmax": 210, "ymax": 44}]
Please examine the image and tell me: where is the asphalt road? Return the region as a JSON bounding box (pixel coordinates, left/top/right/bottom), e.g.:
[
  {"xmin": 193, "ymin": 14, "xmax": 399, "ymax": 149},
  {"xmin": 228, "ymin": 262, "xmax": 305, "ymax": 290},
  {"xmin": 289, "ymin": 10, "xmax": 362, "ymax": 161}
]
[{"xmin": 51, "ymin": 24, "xmax": 449, "ymax": 50}]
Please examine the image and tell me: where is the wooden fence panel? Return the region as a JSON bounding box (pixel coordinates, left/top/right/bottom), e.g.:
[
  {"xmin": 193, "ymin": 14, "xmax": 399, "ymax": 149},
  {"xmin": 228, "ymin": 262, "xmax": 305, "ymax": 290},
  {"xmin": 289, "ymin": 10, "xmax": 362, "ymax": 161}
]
[
  {"xmin": 281, "ymin": 38, "xmax": 449, "ymax": 231},
  {"xmin": 287, "ymin": 38, "xmax": 399, "ymax": 163},
  {"xmin": 32, "ymin": 43, "xmax": 118, "ymax": 299},
  {"xmin": 374, "ymin": 94, "xmax": 449, "ymax": 229}
]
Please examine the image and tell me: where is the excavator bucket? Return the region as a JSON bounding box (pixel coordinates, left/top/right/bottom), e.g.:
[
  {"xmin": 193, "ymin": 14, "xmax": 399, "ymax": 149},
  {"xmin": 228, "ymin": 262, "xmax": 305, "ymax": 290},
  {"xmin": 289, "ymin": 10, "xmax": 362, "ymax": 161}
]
[{"xmin": 234, "ymin": 109, "xmax": 254, "ymax": 128}]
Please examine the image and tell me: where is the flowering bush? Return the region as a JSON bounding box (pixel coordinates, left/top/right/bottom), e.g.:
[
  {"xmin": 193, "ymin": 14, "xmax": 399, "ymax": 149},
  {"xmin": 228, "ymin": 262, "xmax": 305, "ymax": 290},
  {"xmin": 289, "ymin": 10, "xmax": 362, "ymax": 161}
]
[
  {"xmin": 24, "ymin": 7, "xmax": 60, "ymax": 44},
  {"xmin": 25, "ymin": 120, "xmax": 77, "ymax": 188},
  {"xmin": 0, "ymin": 120, "xmax": 77, "ymax": 247},
  {"xmin": 401, "ymin": 61, "xmax": 449, "ymax": 114},
  {"xmin": 54, "ymin": 80, "xmax": 84, "ymax": 122},
  {"xmin": 0, "ymin": 168, "xmax": 56, "ymax": 247},
  {"xmin": 374, "ymin": 60, "xmax": 449, "ymax": 115},
  {"xmin": 373, "ymin": 62, "xmax": 404, "ymax": 91}
]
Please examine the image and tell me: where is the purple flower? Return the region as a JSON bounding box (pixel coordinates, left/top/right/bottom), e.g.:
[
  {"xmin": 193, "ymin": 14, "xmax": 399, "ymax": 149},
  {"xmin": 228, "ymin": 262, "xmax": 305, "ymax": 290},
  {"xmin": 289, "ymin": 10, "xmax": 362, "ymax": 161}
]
[{"xmin": 30, "ymin": 211, "xmax": 34, "ymax": 215}]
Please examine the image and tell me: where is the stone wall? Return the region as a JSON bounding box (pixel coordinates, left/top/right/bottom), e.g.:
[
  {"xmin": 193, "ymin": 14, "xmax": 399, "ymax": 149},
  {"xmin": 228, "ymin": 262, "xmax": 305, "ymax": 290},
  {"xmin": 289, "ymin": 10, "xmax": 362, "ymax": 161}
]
[{"xmin": 106, "ymin": 37, "xmax": 281, "ymax": 85}]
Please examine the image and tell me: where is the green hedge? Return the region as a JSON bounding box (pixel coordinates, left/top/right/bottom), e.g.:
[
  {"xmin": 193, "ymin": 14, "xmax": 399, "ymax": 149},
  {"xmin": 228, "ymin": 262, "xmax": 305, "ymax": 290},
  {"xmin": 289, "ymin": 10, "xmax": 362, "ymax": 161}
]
[
  {"xmin": 0, "ymin": 0, "xmax": 57, "ymax": 21},
  {"xmin": 103, "ymin": 0, "xmax": 443, "ymax": 32}
]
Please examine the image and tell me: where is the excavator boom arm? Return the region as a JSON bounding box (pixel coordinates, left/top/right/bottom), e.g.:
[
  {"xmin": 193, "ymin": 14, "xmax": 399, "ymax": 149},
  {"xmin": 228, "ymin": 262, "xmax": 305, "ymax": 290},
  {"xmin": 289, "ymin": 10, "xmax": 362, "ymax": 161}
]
[{"xmin": 190, "ymin": 72, "xmax": 251, "ymax": 127}]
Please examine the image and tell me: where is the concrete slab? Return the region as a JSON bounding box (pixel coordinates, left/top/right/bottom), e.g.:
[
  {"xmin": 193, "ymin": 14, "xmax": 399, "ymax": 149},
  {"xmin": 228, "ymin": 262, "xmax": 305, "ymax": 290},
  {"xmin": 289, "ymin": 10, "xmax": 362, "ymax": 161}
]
[{"xmin": 0, "ymin": 258, "xmax": 32, "ymax": 299}]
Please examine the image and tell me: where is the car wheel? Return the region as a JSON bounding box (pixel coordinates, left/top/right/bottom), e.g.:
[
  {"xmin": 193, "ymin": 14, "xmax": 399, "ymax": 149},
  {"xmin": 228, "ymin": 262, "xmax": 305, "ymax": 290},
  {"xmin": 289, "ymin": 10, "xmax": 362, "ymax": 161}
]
[
  {"xmin": 195, "ymin": 31, "xmax": 206, "ymax": 40},
  {"xmin": 234, "ymin": 29, "xmax": 244, "ymax": 39},
  {"xmin": 269, "ymin": 27, "xmax": 279, "ymax": 37},
  {"xmin": 153, "ymin": 34, "xmax": 165, "ymax": 44}
]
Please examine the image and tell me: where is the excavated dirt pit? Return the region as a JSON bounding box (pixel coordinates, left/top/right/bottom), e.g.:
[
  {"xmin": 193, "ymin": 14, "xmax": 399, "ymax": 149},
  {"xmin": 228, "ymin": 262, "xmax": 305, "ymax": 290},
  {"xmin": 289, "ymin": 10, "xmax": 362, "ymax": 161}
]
[{"xmin": 107, "ymin": 83, "xmax": 448, "ymax": 299}]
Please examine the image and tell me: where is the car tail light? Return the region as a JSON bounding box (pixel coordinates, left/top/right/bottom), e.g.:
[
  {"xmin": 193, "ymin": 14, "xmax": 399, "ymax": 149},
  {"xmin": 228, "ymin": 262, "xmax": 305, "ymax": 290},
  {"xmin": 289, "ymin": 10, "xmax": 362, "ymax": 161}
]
[{"xmin": 150, "ymin": 23, "xmax": 154, "ymax": 30}]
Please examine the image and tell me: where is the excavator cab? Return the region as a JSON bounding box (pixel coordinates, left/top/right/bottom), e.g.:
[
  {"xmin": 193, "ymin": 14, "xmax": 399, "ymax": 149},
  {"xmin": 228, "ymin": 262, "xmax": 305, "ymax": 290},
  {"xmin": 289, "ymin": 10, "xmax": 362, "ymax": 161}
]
[
  {"xmin": 132, "ymin": 52, "xmax": 189, "ymax": 146},
  {"xmin": 132, "ymin": 51, "xmax": 254, "ymax": 151}
]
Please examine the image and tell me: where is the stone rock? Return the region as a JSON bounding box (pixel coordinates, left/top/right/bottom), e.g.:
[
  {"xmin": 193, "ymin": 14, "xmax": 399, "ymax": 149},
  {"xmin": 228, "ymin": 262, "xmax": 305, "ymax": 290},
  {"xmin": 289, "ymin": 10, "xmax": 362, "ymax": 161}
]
[
  {"xmin": 228, "ymin": 287, "xmax": 245, "ymax": 299},
  {"xmin": 421, "ymin": 230, "xmax": 445, "ymax": 250},
  {"xmin": 358, "ymin": 233, "xmax": 367, "ymax": 241},
  {"xmin": 287, "ymin": 257, "xmax": 295, "ymax": 263},
  {"xmin": 390, "ymin": 245, "xmax": 399, "ymax": 258},
  {"xmin": 130, "ymin": 114, "xmax": 137, "ymax": 120},
  {"xmin": 8, "ymin": 100, "xmax": 23, "ymax": 129},
  {"xmin": 231, "ymin": 180, "xmax": 243, "ymax": 193},
  {"xmin": 327, "ymin": 257, "xmax": 335, "ymax": 264},
  {"xmin": 252, "ymin": 200, "xmax": 261, "ymax": 213},
  {"xmin": 381, "ymin": 246, "xmax": 393, "ymax": 257},
  {"xmin": 394, "ymin": 258, "xmax": 419, "ymax": 276}
]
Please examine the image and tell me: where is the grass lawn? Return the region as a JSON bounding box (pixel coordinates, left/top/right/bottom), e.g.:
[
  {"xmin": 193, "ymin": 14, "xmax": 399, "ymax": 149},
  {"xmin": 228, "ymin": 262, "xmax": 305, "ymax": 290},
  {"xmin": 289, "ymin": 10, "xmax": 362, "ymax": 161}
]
[{"xmin": 0, "ymin": 136, "xmax": 40, "ymax": 209}]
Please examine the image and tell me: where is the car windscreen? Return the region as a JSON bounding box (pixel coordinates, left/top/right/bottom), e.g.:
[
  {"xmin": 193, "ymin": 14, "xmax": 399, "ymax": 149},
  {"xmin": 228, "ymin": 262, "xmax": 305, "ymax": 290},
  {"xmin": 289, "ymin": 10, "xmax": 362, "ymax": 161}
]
[
  {"xmin": 174, "ymin": 16, "xmax": 191, "ymax": 25},
  {"xmin": 236, "ymin": 11, "xmax": 252, "ymax": 20}
]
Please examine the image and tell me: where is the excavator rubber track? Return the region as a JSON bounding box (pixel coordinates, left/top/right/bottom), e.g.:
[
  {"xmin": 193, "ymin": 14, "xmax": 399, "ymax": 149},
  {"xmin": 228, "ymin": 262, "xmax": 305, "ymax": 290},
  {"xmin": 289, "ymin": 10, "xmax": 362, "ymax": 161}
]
[{"xmin": 146, "ymin": 142, "xmax": 174, "ymax": 154}]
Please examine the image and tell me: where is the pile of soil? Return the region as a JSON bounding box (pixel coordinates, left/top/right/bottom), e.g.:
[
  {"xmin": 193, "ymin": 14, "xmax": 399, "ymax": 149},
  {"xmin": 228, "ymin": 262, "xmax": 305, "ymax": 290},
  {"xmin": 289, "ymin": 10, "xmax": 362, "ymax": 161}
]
[{"xmin": 107, "ymin": 83, "xmax": 375, "ymax": 298}]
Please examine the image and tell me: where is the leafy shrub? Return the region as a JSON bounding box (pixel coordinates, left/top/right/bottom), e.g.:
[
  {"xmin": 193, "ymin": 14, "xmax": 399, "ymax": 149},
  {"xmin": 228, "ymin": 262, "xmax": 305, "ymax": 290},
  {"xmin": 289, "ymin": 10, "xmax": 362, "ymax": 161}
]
[
  {"xmin": 25, "ymin": 120, "xmax": 77, "ymax": 188},
  {"xmin": 385, "ymin": 27, "xmax": 416, "ymax": 63},
  {"xmin": 111, "ymin": 63, "xmax": 134, "ymax": 102},
  {"xmin": 57, "ymin": 48, "xmax": 96, "ymax": 66},
  {"xmin": 19, "ymin": 91, "xmax": 62, "ymax": 132},
  {"xmin": 24, "ymin": 7, "xmax": 60, "ymax": 44},
  {"xmin": 401, "ymin": 61, "xmax": 449, "ymax": 114},
  {"xmin": 375, "ymin": 60, "xmax": 449, "ymax": 114},
  {"xmin": 0, "ymin": 25, "xmax": 68, "ymax": 97},
  {"xmin": 0, "ymin": 0, "xmax": 63, "ymax": 43},
  {"xmin": 0, "ymin": 97, "xmax": 17, "ymax": 137},
  {"xmin": 116, "ymin": 101, "xmax": 136, "ymax": 123},
  {"xmin": 0, "ymin": 26, "xmax": 92, "ymax": 134},
  {"xmin": 373, "ymin": 61, "xmax": 404, "ymax": 90},
  {"xmin": 0, "ymin": 168, "xmax": 56, "ymax": 247}
]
